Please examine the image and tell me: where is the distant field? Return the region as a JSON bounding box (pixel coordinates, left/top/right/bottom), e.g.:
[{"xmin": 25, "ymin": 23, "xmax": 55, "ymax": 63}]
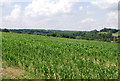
[
  {"xmin": 99, "ymin": 32, "xmax": 108, "ymax": 34},
  {"xmin": 99, "ymin": 31, "xmax": 120, "ymax": 37},
  {"xmin": 112, "ymin": 33, "xmax": 120, "ymax": 37},
  {"xmin": 2, "ymin": 32, "xmax": 119, "ymax": 79}
]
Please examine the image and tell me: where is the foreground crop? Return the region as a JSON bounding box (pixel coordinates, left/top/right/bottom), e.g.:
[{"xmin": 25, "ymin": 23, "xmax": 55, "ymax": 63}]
[{"xmin": 2, "ymin": 32, "xmax": 119, "ymax": 79}]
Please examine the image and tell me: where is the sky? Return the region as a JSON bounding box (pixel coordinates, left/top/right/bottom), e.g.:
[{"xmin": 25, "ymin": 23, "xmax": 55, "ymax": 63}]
[{"xmin": 0, "ymin": 0, "xmax": 119, "ymax": 31}]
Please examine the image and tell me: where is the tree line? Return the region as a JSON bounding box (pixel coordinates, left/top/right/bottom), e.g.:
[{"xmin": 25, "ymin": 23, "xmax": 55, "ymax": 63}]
[{"xmin": 1, "ymin": 28, "xmax": 120, "ymax": 43}]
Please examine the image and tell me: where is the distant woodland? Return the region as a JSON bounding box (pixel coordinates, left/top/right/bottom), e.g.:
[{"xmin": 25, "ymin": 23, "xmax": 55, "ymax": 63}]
[{"xmin": 1, "ymin": 28, "xmax": 120, "ymax": 43}]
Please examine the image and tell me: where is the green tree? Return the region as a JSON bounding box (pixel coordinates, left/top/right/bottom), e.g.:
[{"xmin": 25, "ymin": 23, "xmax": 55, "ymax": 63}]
[{"xmin": 2, "ymin": 28, "xmax": 10, "ymax": 32}]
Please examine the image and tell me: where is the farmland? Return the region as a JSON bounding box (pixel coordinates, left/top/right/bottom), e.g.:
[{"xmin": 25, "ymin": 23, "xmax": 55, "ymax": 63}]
[{"xmin": 2, "ymin": 32, "xmax": 119, "ymax": 79}]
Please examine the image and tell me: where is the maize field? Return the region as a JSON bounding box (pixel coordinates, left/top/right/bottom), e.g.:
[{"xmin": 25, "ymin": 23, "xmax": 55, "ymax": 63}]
[{"xmin": 1, "ymin": 32, "xmax": 119, "ymax": 79}]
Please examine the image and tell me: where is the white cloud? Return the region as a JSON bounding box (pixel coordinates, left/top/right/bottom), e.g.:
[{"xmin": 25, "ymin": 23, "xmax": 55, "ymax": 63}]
[
  {"xmin": 5, "ymin": 5, "xmax": 21, "ymax": 21},
  {"xmin": 81, "ymin": 18, "xmax": 95, "ymax": 23},
  {"xmin": 24, "ymin": 0, "xmax": 80, "ymax": 17},
  {"xmin": 106, "ymin": 11, "xmax": 118, "ymax": 28},
  {"xmin": 91, "ymin": 0, "xmax": 118, "ymax": 9},
  {"xmin": 106, "ymin": 0, "xmax": 119, "ymax": 4},
  {"xmin": 2, "ymin": 0, "xmax": 118, "ymax": 30},
  {"xmin": 91, "ymin": 0, "xmax": 118, "ymax": 29},
  {"xmin": 79, "ymin": 6, "xmax": 83, "ymax": 11},
  {"xmin": 0, "ymin": 0, "xmax": 11, "ymax": 7},
  {"xmin": 107, "ymin": 12, "xmax": 117, "ymax": 20},
  {"xmin": 86, "ymin": 11, "xmax": 95, "ymax": 15}
]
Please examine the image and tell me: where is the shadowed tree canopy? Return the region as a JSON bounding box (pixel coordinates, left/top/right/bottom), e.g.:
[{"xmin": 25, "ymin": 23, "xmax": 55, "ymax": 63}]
[{"xmin": 2, "ymin": 28, "xmax": 10, "ymax": 32}]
